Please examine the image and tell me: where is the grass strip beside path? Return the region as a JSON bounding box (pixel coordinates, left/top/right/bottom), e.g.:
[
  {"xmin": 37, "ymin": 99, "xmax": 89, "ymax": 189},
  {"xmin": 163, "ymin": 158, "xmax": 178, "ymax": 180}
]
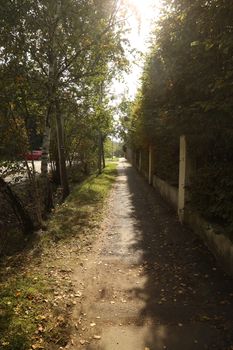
[
  {"xmin": 0, "ymin": 161, "xmax": 118, "ymax": 350},
  {"xmin": 45, "ymin": 161, "xmax": 117, "ymax": 243}
]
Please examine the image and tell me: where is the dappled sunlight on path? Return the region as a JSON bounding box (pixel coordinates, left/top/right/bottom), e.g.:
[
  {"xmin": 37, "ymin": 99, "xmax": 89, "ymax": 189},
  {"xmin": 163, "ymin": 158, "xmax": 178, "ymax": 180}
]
[{"xmin": 67, "ymin": 159, "xmax": 233, "ymax": 350}]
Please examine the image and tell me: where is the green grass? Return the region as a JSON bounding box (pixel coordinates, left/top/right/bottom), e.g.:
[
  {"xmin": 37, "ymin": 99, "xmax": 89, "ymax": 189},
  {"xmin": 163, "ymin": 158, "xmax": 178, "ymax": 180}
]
[
  {"xmin": 0, "ymin": 274, "xmax": 48, "ymax": 350},
  {"xmin": 45, "ymin": 161, "xmax": 118, "ymax": 243}
]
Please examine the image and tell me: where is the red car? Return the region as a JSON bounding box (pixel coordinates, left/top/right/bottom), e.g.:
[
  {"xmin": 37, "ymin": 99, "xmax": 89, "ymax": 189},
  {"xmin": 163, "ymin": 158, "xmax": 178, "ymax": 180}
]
[{"xmin": 25, "ymin": 150, "xmax": 42, "ymax": 161}]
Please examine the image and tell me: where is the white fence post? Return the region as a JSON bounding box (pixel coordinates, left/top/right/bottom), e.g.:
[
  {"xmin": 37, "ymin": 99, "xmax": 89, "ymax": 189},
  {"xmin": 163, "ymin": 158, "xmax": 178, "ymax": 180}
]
[{"xmin": 178, "ymin": 135, "xmax": 187, "ymax": 223}]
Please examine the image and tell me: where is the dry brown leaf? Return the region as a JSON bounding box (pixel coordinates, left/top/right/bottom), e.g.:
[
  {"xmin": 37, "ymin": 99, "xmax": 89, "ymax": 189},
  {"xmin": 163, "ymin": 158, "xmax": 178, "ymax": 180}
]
[{"xmin": 93, "ymin": 335, "xmax": 101, "ymax": 340}]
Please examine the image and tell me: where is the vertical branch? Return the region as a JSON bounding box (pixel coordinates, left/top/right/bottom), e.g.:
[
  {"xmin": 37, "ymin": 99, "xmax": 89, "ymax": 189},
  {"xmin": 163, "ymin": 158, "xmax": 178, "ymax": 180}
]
[
  {"xmin": 98, "ymin": 131, "xmax": 102, "ymax": 174},
  {"xmin": 55, "ymin": 99, "xmax": 70, "ymax": 200},
  {"xmin": 101, "ymin": 135, "xmax": 106, "ymax": 169},
  {"xmin": 40, "ymin": 1, "xmax": 62, "ymax": 212}
]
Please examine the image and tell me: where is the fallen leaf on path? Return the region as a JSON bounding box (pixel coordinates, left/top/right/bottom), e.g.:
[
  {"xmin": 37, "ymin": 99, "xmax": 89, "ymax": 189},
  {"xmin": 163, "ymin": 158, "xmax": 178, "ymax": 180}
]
[
  {"xmin": 93, "ymin": 335, "xmax": 101, "ymax": 340},
  {"xmin": 31, "ymin": 344, "xmax": 44, "ymax": 349},
  {"xmin": 90, "ymin": 322, "xmax": 96, "ymax": 327},
  {"xmin": 38, "ymin": 325, "xmax": 44, "ymax": 333},
  {"xmin": 200, "ymin": 315, "xmax": 211, "ymax": 321}
]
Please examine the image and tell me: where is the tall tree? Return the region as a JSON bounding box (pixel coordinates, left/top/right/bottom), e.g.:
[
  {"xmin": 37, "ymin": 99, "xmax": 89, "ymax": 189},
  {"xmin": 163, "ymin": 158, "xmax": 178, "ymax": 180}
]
[{"xmin": 0, "ymin": 0, "xmax": 129, "ymax": 214}]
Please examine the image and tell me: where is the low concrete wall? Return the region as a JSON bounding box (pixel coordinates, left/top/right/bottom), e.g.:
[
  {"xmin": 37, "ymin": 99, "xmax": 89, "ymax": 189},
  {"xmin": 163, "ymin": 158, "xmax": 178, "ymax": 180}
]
[
  {"xmin": 152, "ymin": 175, "xmax": 178, "ymax": 210},
  {"xmin": 151, "ymin": 174, "xmax": 233, "ymax": 276},
  {"xmin": 184, "ymin": 208, "xmax": 233, "ymax": 276}
]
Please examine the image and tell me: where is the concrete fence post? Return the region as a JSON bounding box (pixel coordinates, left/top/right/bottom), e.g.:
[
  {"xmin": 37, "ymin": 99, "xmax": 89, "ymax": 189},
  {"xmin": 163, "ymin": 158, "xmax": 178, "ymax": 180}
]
[
  {"xmin": 149, "ymin": 145, "xmax": 153, "ymax": 185},
  {"xmin": 178, "ymin": 135, "xmax": 187, "ymax": 223},
  {"xmin": 139, "ymin": 150, "xmax": 142, "ymax": 172},
  {"xmin": 134, "ymin": 150, "xmax": 137, "ymax": 167}
]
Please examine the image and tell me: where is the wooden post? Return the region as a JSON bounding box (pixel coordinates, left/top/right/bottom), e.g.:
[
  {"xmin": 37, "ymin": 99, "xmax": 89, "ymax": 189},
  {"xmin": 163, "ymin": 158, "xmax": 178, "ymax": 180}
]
[
  {"xmin": 148, "ymin": 145, "xmax": 153, "ymax": 185},
  {"xmin": 178, "ymin": 135, "xmax": 187, "ymax": 223}
]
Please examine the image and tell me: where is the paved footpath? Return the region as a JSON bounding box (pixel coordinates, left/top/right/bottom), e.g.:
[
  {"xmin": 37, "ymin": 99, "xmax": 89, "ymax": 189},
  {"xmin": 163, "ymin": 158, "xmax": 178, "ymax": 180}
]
[{"xmin": 69, "ymin": 160, "xmax": 233, "ymax": 350}]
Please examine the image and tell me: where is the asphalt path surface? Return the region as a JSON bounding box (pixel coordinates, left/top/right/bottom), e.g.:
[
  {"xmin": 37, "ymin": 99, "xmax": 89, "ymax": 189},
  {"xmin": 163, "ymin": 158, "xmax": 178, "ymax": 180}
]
[{"xmin": 67, "ymin": 159, "xmax": 233, "ymax": 350}]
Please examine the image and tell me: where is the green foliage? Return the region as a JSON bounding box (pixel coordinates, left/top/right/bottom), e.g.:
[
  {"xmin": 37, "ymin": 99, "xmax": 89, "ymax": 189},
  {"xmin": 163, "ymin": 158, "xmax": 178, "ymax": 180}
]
[
  {"xmin": 0, "ymin": 0, "xmax": 129, "ymax": 169},
  {"xmin": 189, "ymin": 164, "xmax": 233, "ymax": 235},
  {"xmin": 155, "ymin": 137, "xmax": 180, "ymax": 185},
  {"xmin": 104, "ymin": 138, "xmax": 124, "ymax": 158},
  {"xmin": 129, "ymin": 0, "xmax": 233, "ymax": 148},
  {"xmin": 127, "ymin": 0, "xmax": 233, "ymax": 235},
  {"xmin": 0, "ymin": 0, "xmax": 129, "ymax": 238}
]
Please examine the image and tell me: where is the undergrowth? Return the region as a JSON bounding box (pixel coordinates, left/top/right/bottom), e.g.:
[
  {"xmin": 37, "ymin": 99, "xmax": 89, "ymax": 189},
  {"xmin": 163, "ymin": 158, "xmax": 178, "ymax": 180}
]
[{"xmin": 0, "ymin": 161, "xmax": 118, "ymax": 350}]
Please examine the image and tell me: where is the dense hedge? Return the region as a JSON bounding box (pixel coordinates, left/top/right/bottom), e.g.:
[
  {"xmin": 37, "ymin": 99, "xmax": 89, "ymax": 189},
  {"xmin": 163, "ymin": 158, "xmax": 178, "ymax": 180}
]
[
  {"xmin": 128, "ymin": 0, "xmax": 233, "ymax": 237},
  {"xmin": 190, "ymin": 164, "xmax": 233, "ymax": 233}
]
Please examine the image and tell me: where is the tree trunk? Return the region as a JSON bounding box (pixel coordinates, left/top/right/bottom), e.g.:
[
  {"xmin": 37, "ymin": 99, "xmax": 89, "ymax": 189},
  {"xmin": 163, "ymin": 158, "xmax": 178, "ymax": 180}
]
[
  {"xmin": 55, "ymin": 100, "xmax": 70, "ymax": 200},
  {"xmin": 0, "ymin": 177, "xmax": 34, "ymax": 234},
  {"xmin": 98, "ymin": 131, "xmax": 102, "ymax": 174},
  {"xmin": 40, "ymin": 1, "xmax": 62, "ymax": 213},
  {"xmin": 55, "ymin": 155, "xmax": 61, "ymax": 185},
  {"xmin": 25, "ymin": 160, "xmax": 43, "ymax": 227},
  {"xmin": 101, "ymin": 136, "xmax": 105, "ymax": 168},
  {"xmin": 40, "ymin": 44, "xmax": 55, "ymax": 213},
  {"xmin": 40, "ymin": 123, "xmax": 54, "ymax": 214},
  {"xmin": 41, "ymin": 125, "xmax": 51, "ymax": 177}
]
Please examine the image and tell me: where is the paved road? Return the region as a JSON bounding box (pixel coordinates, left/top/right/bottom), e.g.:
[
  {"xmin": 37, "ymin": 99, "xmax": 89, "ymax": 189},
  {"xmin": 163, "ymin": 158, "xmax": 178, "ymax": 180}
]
[
  {"xmin": 69, "ymin": 160, "xmax": 233, "ymax": 350},
  {"xmin": 3, "ymin": 160, "xmax": 43, "ymax": 182}
]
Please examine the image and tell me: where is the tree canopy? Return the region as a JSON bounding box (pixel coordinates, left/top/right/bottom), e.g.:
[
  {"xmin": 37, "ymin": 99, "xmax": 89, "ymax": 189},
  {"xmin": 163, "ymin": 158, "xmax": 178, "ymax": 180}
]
[{"xmin": 0, "ymin": 0, "xmax": 129, "ymax": 230}]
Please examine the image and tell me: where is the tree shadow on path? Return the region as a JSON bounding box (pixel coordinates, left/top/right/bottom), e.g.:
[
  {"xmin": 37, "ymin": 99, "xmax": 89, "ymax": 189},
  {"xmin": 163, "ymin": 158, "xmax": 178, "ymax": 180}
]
[{"xmin": 125, "ymin": 163, "xmax": 233, "ymax": 350}]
